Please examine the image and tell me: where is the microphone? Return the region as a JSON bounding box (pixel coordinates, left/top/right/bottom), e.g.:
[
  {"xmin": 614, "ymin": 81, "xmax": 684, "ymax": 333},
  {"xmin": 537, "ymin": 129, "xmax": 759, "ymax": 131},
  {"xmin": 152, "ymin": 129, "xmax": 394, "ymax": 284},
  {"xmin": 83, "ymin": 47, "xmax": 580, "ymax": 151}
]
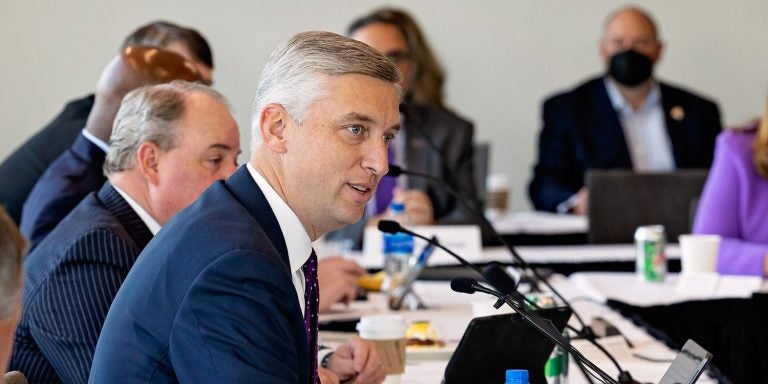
[
  {"xmin": 4, "ymin": 371, "xmax": 28, "ymax": 384},
  {"xmin": 452, "ymin": 271, "xmax": 624, "ymax": 384},
  {"xmin": 378, "ymin": 220, "xmax": 636, "ymax": 384},
  {"xmin": 450, "ymin": 277, "xmax": 500, "ymax": 297},
  {"xmin": 386, "ymin": 165, "xmax": 594, "ymax": 329}
]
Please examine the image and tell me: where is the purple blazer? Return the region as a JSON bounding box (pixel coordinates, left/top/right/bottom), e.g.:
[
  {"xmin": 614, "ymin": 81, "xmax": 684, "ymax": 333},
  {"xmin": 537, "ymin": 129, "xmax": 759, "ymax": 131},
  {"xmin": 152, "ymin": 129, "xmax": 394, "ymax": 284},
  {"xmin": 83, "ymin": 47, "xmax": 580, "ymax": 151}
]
[{"xmin": 693, "ymin": 128, "xmax": 768, "ymax": 275}]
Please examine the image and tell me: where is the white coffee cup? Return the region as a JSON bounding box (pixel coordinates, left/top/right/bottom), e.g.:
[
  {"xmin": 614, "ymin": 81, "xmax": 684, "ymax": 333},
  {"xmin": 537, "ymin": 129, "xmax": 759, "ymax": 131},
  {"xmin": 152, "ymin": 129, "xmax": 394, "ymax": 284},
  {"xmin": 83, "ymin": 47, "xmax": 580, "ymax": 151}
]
[
  {"xmin": 356, "ymin": 315, "xmax": 408, "ymax": 384},
  {"xmin": 678, "ymin": 234, "xmax": 721, "ymax": 274}
]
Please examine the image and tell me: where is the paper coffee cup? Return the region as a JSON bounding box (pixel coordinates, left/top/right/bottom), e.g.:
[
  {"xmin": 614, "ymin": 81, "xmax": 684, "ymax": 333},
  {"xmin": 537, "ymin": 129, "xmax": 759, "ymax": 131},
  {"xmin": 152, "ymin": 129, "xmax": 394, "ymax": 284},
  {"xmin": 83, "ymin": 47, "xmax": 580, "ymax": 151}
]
[
  {"xmin": 357, "ymin": 315, "xmax": 408, "ymax": 383},
  {"xmin": 486, "ymin": 173, "xmax": 511, "ymax": 221},
  {"xmin": 678, "ymin": 234, "xmax": 721, "ymax": 274}
]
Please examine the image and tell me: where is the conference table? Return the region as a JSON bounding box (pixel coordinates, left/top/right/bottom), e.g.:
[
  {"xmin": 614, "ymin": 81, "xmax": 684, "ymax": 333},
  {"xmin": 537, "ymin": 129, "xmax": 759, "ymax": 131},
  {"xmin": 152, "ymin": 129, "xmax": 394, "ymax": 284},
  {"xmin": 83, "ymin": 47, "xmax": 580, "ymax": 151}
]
[
  {"xmin": 320, "ymin": 240, "xmax": 765, "ymax": 383},
  {"xmin": 320, "ymin": 237, "xmax": 768, "ymax": 383},
  {"xmin": 320, "ymin": 273, "xmax": 729, "ymax": 383}
]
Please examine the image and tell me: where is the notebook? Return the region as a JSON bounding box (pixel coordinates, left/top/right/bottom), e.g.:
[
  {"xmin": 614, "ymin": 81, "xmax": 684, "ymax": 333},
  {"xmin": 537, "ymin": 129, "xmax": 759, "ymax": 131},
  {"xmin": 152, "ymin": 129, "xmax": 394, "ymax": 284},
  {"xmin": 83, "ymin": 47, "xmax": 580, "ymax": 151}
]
[
  {"xmin": 443, "ymin": 307, "xmax": 572, "ymax": 384},
  {"xmin": 586, "ymin": 169, "xmax": 709, "ymax": 243}
]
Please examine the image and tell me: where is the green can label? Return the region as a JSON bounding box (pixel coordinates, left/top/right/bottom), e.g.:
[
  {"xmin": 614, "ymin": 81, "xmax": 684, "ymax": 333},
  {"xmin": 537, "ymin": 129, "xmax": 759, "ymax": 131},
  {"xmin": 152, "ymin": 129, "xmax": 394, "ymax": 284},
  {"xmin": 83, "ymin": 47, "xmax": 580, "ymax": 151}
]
[{"xmin": 635, "ymin": 225, "xmax": 667, "ymax": 282}]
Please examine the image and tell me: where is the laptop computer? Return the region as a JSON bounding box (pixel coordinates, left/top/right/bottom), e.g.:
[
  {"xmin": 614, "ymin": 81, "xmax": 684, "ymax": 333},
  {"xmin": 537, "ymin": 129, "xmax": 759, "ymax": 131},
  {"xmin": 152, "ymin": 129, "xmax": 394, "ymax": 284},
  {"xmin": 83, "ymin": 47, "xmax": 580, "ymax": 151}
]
[
  {"xmin": 586, "ymin": 169, "xmax": 709, "ymax": 243},
  {"xmin": 443, "ymin": 307, "xmax": 572, "ymax": 384},
  {"xmin": 658, "ymin": 339, "xmax": 713, "ymax": 384}
]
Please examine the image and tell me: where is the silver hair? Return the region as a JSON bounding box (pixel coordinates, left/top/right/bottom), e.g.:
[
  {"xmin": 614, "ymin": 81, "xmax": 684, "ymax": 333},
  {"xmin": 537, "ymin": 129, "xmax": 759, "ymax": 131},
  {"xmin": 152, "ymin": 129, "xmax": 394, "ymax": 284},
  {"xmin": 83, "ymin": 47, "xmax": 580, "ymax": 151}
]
[
  {"xmin": 0, "ymin": 207, "xmax": 25, "ymax": 320},
  {"xmin": 250, "ymin": 30, "xmax": 402, "ymax": 151},
  {"xmin": 104, "ymin": 80, "xmax": 229, "ymax": 174}
]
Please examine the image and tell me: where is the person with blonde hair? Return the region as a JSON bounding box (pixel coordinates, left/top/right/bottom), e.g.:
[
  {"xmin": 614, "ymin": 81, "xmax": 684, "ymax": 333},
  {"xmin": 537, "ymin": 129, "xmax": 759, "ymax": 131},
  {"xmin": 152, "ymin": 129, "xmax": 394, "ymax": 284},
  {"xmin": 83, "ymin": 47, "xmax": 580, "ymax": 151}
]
[
  {"xmin": 693, "ymin": 99, "xmax": 768, "ymax": 276},
  {"xmin": 337, "ymin": 7, "xmax": 479, "ymax": 247}
]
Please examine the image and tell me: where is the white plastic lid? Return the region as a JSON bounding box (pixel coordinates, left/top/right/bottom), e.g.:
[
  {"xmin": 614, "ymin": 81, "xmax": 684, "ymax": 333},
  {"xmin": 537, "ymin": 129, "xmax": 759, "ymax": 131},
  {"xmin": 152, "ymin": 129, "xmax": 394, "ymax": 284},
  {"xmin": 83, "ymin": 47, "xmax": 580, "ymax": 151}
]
[{"xmin": 356, "ymin": 315, "xmax": 408, "ymax": 339}]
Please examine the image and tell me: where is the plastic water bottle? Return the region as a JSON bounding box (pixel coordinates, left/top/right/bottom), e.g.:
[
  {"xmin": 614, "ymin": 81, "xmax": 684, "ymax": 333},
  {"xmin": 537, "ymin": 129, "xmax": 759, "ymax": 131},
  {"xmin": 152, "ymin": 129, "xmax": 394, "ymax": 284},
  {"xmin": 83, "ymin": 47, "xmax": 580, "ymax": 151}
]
[
  {"xmin": 505, "ymin": 369, "xmax": 529, "ymax": 384},
  {"xmin": 382, "ymin": 202, "xmax": 414, "ymax": 294}
]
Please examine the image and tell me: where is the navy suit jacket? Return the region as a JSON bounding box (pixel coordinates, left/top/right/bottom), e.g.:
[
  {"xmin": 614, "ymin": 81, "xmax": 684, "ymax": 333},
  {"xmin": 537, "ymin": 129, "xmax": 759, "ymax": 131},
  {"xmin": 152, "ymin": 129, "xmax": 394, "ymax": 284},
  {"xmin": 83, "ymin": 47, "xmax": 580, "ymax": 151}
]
[
  {"xmin": 529, "ymin": 76, "xmax": 722, "ymax": 212},
  {"xmin": 90, "ymin": 166, "xmax": 311, "ymax": 383},
  {"xmin": 20, "ymin": 132, "xmax": 107, "ymax": 251},
  {"xmin": 10, "ymin": 183, "xmax": 152, "ymax": 384},
  {"xmin": 0, "ymin": 94, "xmax": 94, "ymax": 223}
]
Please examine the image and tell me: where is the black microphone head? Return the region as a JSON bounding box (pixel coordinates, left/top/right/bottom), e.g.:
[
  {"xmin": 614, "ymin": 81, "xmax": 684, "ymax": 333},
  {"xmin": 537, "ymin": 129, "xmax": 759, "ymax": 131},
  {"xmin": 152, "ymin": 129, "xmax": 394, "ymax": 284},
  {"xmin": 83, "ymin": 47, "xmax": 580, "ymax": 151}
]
[
  {"xmin": 483, "ymin": 264, "xmax": 516, "ymax": 295},
  {"xmin": 450, "ymin": 278, "xmax": 478, "ymax": 294},
  {"xmin": 386, "ymin": 164, "xmax": 403, "ymax": 177},
  {"xmin": 378, "ymin": 220, "xmax": 402, "ymax": 234}
]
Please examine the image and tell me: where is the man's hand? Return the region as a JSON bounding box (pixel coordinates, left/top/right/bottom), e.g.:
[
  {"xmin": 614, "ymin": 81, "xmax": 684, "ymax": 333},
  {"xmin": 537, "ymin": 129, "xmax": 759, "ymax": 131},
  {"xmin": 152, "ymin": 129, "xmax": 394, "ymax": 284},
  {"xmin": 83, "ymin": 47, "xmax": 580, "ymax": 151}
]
[
  {"xmin": 572, "ymin": 187, "xmax": 589, "ymax": 215},
  {"xmin": 318, "ymin": 257, "xmax": 366, "ymax": 312},
  {"xmin": 319, "ymin": 367, "xmax": 340, "ymax": 384},
  {"xmin": 327, "ymin": 336, "xmax": 387, "ymax": 384},
  {"xmin": 397, "ymin": 189, "xmax": 434, "ymax": 225}
]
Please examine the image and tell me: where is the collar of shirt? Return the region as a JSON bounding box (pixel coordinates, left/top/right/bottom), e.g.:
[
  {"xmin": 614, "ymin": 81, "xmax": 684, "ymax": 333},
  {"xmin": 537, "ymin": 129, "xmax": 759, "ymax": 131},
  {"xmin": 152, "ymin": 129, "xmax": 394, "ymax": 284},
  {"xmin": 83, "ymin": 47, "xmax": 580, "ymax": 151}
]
[
  {"xmin": 246, "ymin": 163, "xmax": 312, "ymax": 315},
  {"xmin": 604, "ymin": 77, "xmax": 661, "ymax": 115},
  {"xmin": 111, "ymin": 184, "xmax": 161, "ymax": 235},
  {"xmin": 81, "ymin": 128, "xmax": 110, "ymax": 153}
]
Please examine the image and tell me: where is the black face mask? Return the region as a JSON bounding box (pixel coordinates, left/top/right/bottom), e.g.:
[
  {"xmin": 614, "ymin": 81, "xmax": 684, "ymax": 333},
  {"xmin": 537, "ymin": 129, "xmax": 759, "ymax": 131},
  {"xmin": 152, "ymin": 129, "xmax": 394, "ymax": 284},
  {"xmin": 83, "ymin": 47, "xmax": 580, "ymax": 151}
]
[{"xmin": 607, "ymin": 50, "xmax": 653, "ymax": 87}]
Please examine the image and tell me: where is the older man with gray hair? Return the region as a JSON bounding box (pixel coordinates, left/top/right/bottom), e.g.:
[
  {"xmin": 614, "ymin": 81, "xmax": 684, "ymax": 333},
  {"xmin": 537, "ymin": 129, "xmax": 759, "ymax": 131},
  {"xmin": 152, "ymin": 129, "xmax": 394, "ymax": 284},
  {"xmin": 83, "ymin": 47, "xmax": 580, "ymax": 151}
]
[
  {"xmin": 10, "ymin": 81, "xmax": 240, "ymax": 383},
  {"xmin": 91, "ymin": 31, "xmax": 399, "ymax": 384}
]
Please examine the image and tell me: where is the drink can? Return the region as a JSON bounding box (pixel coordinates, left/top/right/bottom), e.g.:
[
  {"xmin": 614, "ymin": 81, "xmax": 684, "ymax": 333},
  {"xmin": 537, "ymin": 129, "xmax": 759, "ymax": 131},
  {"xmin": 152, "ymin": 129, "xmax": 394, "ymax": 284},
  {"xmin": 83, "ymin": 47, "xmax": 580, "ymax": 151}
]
[{"xmin": 635, "ymin": 225, "xmax": 667, "ymax": 282}]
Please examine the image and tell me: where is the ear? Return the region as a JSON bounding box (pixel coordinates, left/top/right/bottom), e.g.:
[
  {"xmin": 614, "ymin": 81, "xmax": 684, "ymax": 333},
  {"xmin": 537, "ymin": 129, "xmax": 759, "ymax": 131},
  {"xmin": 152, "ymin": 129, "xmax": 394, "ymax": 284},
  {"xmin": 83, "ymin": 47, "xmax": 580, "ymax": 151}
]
[
  {"xmin": 136, "ymin": 141, "xmax": 161, "ymax": 185},
  {"xmin": 258, "ymin": 103, "xmax": 289, "ymax": 153},
  {"xmin": 598, "ymin": 38, "xmax": 609, "ymax": 64},
  {"xmin": 652, "ymin": 40, "xmax": 665, "ymax": 64}
]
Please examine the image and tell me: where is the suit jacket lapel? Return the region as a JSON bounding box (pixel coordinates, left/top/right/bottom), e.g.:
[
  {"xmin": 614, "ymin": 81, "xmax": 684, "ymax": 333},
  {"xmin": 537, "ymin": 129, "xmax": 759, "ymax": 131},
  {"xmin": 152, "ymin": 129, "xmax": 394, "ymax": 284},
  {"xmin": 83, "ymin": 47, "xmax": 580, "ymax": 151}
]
[
  {"xmin": 659, "ymin": 83, "xmax": 687, "ymax": 167},
  {"xmin": 224, "ymin": 167, "xmax": 289, "ymax": 264},
  {"xmin": 96, "ymin": 183, "xmax": 153, "ymax": 249},
  {"xmin": 591, "ymin": 78, "xmax": 633, "ymax": 167}
]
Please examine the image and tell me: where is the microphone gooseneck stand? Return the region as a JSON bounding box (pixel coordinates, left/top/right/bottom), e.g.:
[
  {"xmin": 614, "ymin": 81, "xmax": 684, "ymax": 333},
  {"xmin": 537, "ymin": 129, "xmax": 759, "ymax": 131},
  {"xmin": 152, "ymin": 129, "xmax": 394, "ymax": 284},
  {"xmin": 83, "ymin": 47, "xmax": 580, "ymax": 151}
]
[{"xmin": 450, "ymin": 275, "xmax": 620, "ymax": 384}]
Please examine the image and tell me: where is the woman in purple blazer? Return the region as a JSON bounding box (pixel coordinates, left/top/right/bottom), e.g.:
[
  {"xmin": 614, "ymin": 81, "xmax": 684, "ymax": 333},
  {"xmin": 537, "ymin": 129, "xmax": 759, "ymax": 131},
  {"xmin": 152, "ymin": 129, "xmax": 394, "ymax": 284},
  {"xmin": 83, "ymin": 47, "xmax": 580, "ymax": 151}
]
[{"xmin": 693, "ymin": 105, "xmax": 768, "ymax": 276}]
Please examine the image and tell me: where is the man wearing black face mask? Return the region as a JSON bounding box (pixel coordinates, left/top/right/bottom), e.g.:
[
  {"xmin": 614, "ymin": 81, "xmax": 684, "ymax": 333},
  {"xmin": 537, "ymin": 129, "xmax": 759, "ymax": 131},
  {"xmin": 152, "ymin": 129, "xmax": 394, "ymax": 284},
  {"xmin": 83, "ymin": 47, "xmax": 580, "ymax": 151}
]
[{"xmin": 529, "ymin": 6, "xmax": 721, "ymax": 214}]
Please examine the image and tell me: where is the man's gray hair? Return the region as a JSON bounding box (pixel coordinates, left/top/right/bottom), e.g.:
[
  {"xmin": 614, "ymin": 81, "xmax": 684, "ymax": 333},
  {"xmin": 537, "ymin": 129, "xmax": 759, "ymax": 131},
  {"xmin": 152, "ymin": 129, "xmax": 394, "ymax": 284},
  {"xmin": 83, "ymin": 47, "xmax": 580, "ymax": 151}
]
[
  {"xmin": 250, "ymin": 30, "xmax": 402, "ymax": 151},
  {"xmin": 0, "ymin": 207, "xmax": 25, "ymax": 320},
  {"xmin": 105, "ymin": 80, "xmax": 229, "ymax": 174}
]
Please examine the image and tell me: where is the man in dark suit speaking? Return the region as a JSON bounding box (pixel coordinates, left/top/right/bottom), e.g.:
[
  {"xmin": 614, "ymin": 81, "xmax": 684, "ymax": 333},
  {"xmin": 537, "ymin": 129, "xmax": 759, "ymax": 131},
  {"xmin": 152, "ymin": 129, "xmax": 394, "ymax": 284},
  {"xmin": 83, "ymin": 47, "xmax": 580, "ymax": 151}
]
[
  {"xmin": 529, "ymin": 6, "xmax": 722, "ymax": 214},
  {"xmin": 10, "ymin": 81, "xmax": 240, "ymax": 383},
  {"xmin": 90, "ymin": 31, "xmax": 394, "ymax": 383}
]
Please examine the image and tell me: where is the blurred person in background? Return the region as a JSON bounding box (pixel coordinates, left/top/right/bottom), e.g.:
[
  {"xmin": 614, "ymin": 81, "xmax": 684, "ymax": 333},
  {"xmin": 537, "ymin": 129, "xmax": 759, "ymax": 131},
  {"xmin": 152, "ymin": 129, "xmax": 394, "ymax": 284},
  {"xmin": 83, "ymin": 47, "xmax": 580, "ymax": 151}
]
[
  {"xmin": 336, "ymin": 7, "xmax": 479, "ymax": 243},
  {"xmin": 529, "ymin": 6, "xmax": 721, "ymax": 215},
  {"xmin": 693, "ymin": 98, "xmax": 768, "ymax": 276}
]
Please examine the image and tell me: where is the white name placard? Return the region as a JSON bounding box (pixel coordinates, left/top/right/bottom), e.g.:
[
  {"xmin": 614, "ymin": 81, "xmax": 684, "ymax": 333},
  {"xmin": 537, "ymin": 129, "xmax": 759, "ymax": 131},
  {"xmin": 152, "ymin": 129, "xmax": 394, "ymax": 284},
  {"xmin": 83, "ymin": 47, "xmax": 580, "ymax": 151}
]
[{"xmin": 362, "ymin": 225, "xmax": 482, "ymax": 268}]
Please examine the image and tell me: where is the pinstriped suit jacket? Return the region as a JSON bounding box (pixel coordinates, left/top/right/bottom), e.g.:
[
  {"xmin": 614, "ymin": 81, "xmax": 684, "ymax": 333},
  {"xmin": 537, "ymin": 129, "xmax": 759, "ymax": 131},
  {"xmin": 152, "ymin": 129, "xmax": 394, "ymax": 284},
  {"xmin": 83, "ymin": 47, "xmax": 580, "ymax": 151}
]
[{"xmin": 10, "ymin": 183, "xmax": 152, "ymax": 384}]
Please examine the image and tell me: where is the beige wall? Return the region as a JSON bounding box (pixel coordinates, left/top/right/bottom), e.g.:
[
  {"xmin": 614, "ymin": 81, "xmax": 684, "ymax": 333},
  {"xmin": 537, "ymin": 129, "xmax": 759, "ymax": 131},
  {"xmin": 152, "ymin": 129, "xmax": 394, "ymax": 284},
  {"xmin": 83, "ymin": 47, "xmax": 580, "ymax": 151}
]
[{"xmin": 2, "ymin": 0, "xmax": 766, "ymax": 211}]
